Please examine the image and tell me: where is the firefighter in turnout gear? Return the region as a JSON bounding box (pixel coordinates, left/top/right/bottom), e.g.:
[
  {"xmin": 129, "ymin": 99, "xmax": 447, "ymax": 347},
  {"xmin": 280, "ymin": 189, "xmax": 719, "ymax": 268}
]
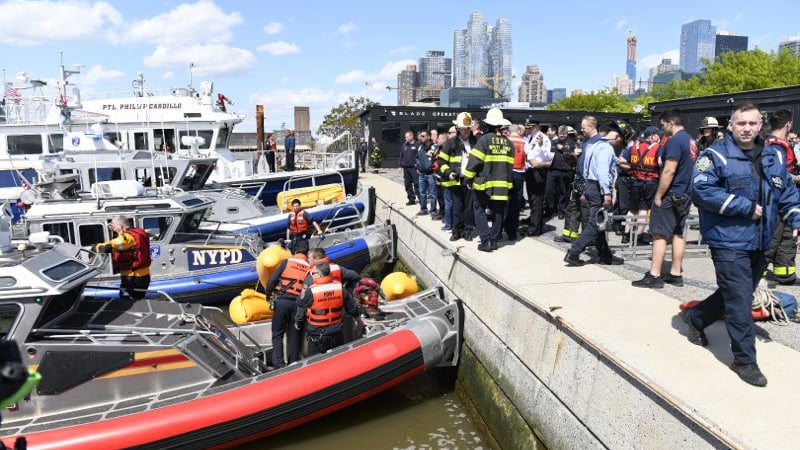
[
  {"xmin": 294, "ymin": 262, "xmax": 365, "ymax": 357},
  {"xmin": 438, "ymin": 112, "xmax": 478, "ymax": 242},
  {"xmin": 462, "ymin": 108, "xmax": 514, "ymax": 252},
  {"xmin": 764, "ymin": 109, "xmax": 800, "ymax": 285},
  {"xmin": 264, "ymin": 240, "xmax": 310, "ymax": 368}
]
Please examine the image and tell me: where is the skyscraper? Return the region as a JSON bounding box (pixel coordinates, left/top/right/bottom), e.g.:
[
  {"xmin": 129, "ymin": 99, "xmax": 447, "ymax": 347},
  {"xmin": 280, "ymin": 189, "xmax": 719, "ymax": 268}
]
[
  {"xmin": 396, "ymin": 65, "xmax": 419, "ymax": 106},
  {"xmin": 518, "ymin": 65, "xmax": 546, "ymax": 104},
  {"xmin": 452, "ymin": 12, "xmax": 512, "ymax": 98},
  {"xmin": 648, "ymin": 58, "xmax": 680, "ymax": 90},
  {"xmin": 418, "ymin": 50, "xmax": 452, "ymax": 100},
  {"xmin": 626, "ymin": 34, "xmax": 637, "ymax": 84},
  {"xmin": 715, "ymin": 32, "xmax": 748, "ymax": 58},
  {"xmin": 779, "ymin": 35, "xmax": 800, "ymax": 56},
  {"xmin": 680, "ymin": 20, "xmax": 717, "ymax": 74}
]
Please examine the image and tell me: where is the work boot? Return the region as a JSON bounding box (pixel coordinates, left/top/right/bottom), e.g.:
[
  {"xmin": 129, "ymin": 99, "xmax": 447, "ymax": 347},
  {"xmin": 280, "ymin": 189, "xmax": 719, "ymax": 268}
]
[
  {"xmin": 489, "ymin": 240, "xmax": 499, "ymax": 250},
  {"xmin": 449, "ymin": 231, "xmax": 461, "ymax": 242},
  {"xmin": 632, "ymin": 272, "xmax": 663, "ymax": 288},
  {"xmin": 477, "ymin": 241, "xmax": 493, "ymax": 252},
  {"xmin": 679, "ymin": 310, "xmax": 708, "ymax": 346},
  {"xmin": 553, "ymin": 235, "xmax": 573, "ymax": 243},
  {"xmin": 662, "ymin": 272, "xmax": 684, "ymax": 287},
  {"xmin": 598, "ymin": 254, "xmax": 624, "ymax": 265},
  {"xmin": 730, "ymin": 363, "xmax": 767, "ymax": 387},
  {"xmin": 563, "ymin": 251, "xmax": 584, "ymax": 267},
  {"xmin": 405, "ymin": 200, "xmax": 416, "ymax": 206},
  {"xmin": 620, "ymin": 234, "xmax": 630, "ymax": 244}
]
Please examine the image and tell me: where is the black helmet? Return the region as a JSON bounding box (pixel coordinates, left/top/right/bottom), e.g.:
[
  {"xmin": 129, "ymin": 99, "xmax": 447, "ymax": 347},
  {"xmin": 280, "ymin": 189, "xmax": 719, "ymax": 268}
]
[{"xmin": 606, "ymin": 119, "xmax": 635, "ymax": 142}]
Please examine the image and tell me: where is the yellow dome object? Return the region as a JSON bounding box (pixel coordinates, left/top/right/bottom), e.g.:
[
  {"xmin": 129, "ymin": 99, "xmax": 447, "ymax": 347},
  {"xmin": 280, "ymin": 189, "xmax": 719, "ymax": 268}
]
[
  {"xmin": 229, "ymin": 289, "xmax": 273, "ymax": 324},
  {"xmin": 380, "ymin": 272, "xmax": 418, "ymax": 301},
  {"xmin": 256, "ymin": 245, "xmax": 292, "ymax": 289}
]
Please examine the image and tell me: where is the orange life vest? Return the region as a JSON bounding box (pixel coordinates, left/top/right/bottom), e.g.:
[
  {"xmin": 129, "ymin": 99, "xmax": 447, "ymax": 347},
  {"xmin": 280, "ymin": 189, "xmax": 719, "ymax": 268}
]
[
  {"xmin": 112, "ymin": 228, "xmax": 151, "ymax": 271},
  {"xmin": 509, "ymin": 135, "xmax": 527, "ymax": 170},
  {"xmin": 276, "ymin": 256, "xmax": 310, "ymax": 297},
  {"xmin": 629, "ymin": 141, "xmax": 660, "ymax": 181},
  {"xmin": 308, "ymin": 257, "xmax": 343, "ymax": 283},
  {"xmin": 306, "ymin": 276, "xmax": 344, "ymax": 327},
  {"xmin": 766, "ymin": 136, "xmax": 796, "ymax": 172},
  {"xmin": 288, "ymin": 210, "xmax": 309, "ymax": 234}
]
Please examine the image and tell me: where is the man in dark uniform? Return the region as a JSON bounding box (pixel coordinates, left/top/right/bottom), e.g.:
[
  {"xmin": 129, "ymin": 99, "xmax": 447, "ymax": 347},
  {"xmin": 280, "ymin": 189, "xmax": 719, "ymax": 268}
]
[
  {"xmin": 294, "ymin": 262, "xmax": 364, "ymax": 356},
  {"xmin": 399, "ymin": 130, "xmax": 421, "ymax": 206},
  {"xmin": 683, "ymin": 102, "xmax": 800, "ymax": 387},
  {"xmin": 546, "ymin": 125, "xmax": 577, "ymax": 220},
  {"xmin": 264, "ymin": 241, "xmax": 310, "ymax": 368}
]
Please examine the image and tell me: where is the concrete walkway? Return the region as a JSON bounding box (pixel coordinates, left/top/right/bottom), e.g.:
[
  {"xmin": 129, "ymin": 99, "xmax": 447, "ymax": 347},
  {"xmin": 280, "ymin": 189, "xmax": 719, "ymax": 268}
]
[{"xmin": 359, "ymin": 170, "xmax": 799, "ymax": 449}]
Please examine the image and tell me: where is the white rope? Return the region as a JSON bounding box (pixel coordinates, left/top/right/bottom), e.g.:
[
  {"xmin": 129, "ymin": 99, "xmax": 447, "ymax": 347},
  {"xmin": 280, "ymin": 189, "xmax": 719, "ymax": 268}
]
[{"xmin": 752, "ymin": 282, "xmax": 791, "ymax": 326}]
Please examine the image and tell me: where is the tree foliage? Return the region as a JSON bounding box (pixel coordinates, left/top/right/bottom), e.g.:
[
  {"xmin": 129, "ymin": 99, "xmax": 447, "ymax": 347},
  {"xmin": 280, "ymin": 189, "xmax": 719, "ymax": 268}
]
[
  {"xmin": 318, "ymin": 96, "xmax": 377, "ymax": 139},
  {"xmin": 652, "ymin": 48, "xmax": 800, "ymax": 99}
]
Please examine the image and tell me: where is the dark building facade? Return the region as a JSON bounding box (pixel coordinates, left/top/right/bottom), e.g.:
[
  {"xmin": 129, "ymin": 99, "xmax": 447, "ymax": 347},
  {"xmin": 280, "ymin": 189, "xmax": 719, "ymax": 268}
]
[
  {"xmin": 715, "ymin": 33, "xmax": 748, "ymax": 58},
  {"xmin": 360, "ymin": 106, "xmax": 643, "ymax": 168}
]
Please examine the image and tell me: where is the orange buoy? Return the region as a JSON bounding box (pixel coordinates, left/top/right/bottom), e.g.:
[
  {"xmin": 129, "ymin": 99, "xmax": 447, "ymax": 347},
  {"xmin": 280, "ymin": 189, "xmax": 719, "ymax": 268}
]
[
  {"xmin": 380, "ymin": 272, "xmax": 419, "ymax": 301},
  {"xmin": 256, "ymin": 245, "xmax": 292, "ymax": 289}
]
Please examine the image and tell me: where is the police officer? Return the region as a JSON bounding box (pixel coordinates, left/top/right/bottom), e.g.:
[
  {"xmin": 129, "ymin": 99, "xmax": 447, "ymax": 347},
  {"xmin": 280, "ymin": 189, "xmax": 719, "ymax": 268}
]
[
  {"xmin": 264, "ymin": 240, "xmax": 310, "ymax": 368},
  {"xmin": 294, "ymin": 262, "xmax": 365, "ymax": 356},
  {"xmin": 463, "ymin": 108, "xmax": 514, "ymax": 252},
  {"xmin": 682, "ymin": 102, "xmax": 800, "ymax": 387},
  {"xmin": 564, "ymin": 117, "xmax": 630, "ymax": 266}
]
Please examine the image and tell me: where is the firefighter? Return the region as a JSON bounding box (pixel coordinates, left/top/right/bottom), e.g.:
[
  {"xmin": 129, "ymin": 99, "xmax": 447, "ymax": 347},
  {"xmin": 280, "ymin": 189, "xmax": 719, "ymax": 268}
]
[
  {"xmin": 764, "ymin": 109, "xmax": 800, "ymax": 285},
  {"xmin": 264, "ymin": 240, "xmax": 310, "ymax": 368},
  {"xmin": 438, "ymin": 112, "xmax": 478, "ymax": 242},
  {"xmin": 95, "ymin": 214, "xmax": 151, "ymax": 300},
  {"xmin": 294, "ymin": 262, "xmax": 365, "ymax": 356}
]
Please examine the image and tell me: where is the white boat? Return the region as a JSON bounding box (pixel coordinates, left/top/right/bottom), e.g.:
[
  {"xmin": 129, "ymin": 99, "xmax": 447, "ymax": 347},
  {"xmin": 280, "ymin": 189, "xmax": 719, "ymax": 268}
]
[{"xmin": 0, "ymin": 57, "xmax": 358, "ymax": 208}]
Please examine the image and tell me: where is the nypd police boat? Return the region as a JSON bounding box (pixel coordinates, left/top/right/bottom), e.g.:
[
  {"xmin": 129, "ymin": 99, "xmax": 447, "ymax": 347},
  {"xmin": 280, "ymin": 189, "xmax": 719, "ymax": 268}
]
[{"xmin": 0, "ymin": 239, "xmax": 461, "ymax": 449}]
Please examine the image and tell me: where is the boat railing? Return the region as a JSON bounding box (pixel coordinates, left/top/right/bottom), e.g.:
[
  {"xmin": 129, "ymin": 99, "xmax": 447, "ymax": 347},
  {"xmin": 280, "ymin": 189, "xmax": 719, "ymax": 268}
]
[
  {"xmin": 0, "ymin": 96, "xmax": 53, "ymax": 125},
  {"xmin": 295, "ymin": 150, "xmax": 354, "ymax": 171},
  {"xmin": 316, "ymin": 202, "xmax": 365, "ymax": 234},
  {"xmin": 282, "ymin": 170, "xmax": 346, "ymax": 193}
]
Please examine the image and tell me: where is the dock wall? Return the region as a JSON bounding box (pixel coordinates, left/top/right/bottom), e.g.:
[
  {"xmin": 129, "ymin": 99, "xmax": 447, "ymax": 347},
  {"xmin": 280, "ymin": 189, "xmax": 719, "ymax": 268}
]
[{"xmin": 375, "ymin": 197, "xmax": 728, "ymax": 450}]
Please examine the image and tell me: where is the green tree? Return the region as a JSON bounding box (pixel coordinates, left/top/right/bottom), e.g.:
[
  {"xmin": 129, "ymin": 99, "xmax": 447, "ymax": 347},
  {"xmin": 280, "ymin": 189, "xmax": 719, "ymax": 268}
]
[
  {"xmin": 317, "ymin": 96, "xmax": 378, "ymax": 138},
  {"xmin": 652, "ymin": 49, "xmax": 800, "ymax": 100},
  {"xmin": 548, "ymin": 89, "xmax": 636, "ymax": 113}
]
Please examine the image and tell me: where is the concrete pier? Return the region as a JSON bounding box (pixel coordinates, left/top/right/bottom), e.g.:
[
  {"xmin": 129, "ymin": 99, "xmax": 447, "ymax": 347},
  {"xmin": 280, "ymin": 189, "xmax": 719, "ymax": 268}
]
[{"xmin": 361, "ymin": 171, "xmax": 800, "ymax": 450}]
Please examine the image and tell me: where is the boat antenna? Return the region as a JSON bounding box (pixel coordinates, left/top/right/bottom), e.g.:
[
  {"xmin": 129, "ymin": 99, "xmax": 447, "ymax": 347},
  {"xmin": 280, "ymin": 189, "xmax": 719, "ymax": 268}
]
[
  {"xmin": 58, "ymin": 51, "xmax": 82, "ymax": 130},
  {"xmin": 188, "ymin": 63, "xmax": 195, "ymax": 90}
]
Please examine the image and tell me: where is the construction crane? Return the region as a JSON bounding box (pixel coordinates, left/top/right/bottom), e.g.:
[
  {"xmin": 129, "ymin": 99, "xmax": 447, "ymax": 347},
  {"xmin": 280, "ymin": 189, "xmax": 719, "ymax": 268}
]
[{"xmin": 473, "ymin": 74, "xmax": 516, "ymax": 99}]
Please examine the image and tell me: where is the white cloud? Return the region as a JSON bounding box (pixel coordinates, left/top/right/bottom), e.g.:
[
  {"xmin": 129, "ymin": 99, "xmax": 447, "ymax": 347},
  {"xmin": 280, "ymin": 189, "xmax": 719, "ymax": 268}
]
[
  {"xmin": 376, "ymin": 59, "xmax": 415, "ymax": 80},
  {"xmin": 80, "ymin": 65, "xmax": 125, "ymax": 86},
  {"xmin": 144, "ymin": 44, "xmax": 256, "ymax": 77},
  {"xmin": 264, "ymin": 21, "xmax": 283, "ymax": 35},
  {"xmin": 337, "ymin": 22, "xmax": 355, "ymax": 35},
  {"xmin": 126, "ymin": 0, "xmax": 241, "ymax": 46},
  {"xmin": 335, "ymin": 70, "xmax": 367, "ymax": 84},
  {"xmin": 257, "ymin": 41, "xmax": 300, "ymax": 55},
  {"xmin": 615, "ymin": 19, "xmax": 628, "ymax": 30},
  {"xmin": 162, "ymin": 71, "xmax": 174, "ymax": 80},
  {"xmin": 638, "ymin": 49, "xmax": 680, "ymax": 74},
  {"xmin": 0, "ymin": 0, "xmax": 123, "ymax": 46}
]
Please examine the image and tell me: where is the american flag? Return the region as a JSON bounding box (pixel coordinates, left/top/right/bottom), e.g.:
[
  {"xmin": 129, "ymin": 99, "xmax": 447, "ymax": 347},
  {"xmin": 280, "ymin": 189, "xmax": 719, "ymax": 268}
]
[{"xmin": 4, "ymin": 83, "xmax": 21, "ymax": 103}]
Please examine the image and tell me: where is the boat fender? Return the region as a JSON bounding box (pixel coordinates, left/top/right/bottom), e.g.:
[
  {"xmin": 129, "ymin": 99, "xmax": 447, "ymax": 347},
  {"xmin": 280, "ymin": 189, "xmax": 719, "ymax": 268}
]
[
  {"xmin": 229, "ymin": 289, "xmax": 273, "ymax": 324},
  {"xmin": 380, "ymin": 272, "xmax": 419, "ymax": 301},
  {"xmin": 256, "ymin": 245, "xmax": 292, "ymax": 290}
]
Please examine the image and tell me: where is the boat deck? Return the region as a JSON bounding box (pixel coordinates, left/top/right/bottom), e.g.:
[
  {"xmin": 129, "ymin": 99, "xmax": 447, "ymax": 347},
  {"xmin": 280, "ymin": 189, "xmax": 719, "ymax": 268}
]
[{"xmin": 361, "ymin": 170, "xmax": 800, "ymax": 449}]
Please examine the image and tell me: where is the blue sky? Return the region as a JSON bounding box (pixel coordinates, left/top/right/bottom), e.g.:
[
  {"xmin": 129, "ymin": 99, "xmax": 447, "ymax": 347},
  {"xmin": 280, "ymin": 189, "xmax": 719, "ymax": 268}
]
[{"xmin": 0, "ymin": 0, "xmax": 798, "ymax": 133}]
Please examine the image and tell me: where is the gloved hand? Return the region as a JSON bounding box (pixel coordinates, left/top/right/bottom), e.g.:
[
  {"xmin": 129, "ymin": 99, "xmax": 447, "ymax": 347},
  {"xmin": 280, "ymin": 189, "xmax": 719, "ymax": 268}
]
[
  {"xmin": 95, "ymin": 243, "xmax": 112, "ymax": 254},
  {"xmin": 319, "ymin": 232, "xmax": 326, "ymax": 240}
]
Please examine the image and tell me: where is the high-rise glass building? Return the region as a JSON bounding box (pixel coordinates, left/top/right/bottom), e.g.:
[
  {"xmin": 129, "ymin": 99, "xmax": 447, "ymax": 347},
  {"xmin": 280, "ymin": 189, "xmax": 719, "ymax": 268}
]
[
  {"xmin": 715, "ymin": 32, "xmax": 748, "ymax": 58},
  {"xmin": 780, "ymin": 36, "xmax": 800, "ymax": 56},
  {"xmin": 418, "ymin": 50, "xmax": 452, "ymax": 100},
  {"xmin": 453, "ymin": 12, "xmax": 512, "ymax": 99},
  {"xmin": 680, "ymin": 20, "xmax": 716, "ymax": 74}
]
